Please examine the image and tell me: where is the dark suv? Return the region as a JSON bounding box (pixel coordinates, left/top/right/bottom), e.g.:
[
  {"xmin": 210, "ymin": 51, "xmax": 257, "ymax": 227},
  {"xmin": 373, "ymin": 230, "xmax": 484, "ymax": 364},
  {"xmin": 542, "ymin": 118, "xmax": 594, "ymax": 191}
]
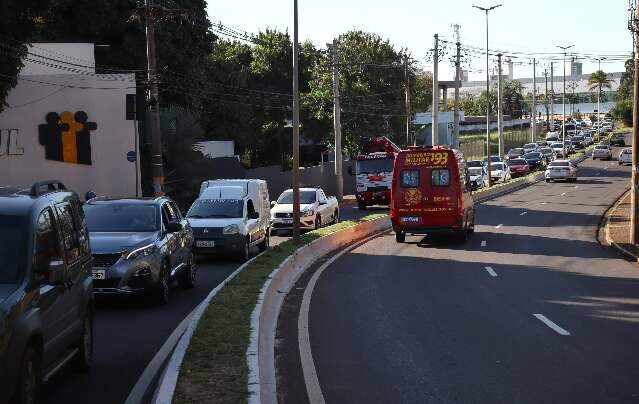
[
  {"xmin": 83, "ymin": 197, "xmax": 196, "ymax": 304},
  {"xmin": 0, "ymin": 181, "xmax": 94, "ymax": 404}
]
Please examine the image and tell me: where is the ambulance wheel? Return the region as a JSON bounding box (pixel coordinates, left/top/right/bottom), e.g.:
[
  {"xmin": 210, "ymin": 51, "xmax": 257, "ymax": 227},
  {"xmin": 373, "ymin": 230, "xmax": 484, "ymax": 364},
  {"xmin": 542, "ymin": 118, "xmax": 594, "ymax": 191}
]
[{"xmin": 395, "ymin": 232, "xmax": 405, "ymax": 243}]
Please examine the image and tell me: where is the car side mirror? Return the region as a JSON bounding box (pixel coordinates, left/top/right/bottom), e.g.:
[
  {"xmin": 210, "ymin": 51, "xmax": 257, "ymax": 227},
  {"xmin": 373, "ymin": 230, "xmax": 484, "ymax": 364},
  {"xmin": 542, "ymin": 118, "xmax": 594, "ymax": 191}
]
[
  {"xmin": 166, "ymin": 221, "xmax": 183, "ymax": 233},
  {"xmin": 271, "ymin": 201, "xmax": 277, "ymax": 207},
  {"xmin": 249, "ymin": 211, "xmax": 259, "ymax": 220},
  {"xmin": 48, "ymin": 259, "xmax": 66, "ymax": 285}
]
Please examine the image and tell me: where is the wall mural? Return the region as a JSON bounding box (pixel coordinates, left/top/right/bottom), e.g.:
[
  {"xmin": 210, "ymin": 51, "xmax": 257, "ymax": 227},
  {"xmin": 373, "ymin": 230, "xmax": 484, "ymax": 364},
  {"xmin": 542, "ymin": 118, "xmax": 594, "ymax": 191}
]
[{"xmin": 38, "ymin": 111, "xmax": 97, "ymax": 165}]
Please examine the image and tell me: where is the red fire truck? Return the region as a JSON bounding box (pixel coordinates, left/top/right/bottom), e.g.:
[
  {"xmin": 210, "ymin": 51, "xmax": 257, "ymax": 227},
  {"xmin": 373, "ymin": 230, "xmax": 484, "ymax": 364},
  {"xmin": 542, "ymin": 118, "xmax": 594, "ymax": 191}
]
[{"xmin": 355, "ymin": 137, "xmax": 401, "ymax": 209}]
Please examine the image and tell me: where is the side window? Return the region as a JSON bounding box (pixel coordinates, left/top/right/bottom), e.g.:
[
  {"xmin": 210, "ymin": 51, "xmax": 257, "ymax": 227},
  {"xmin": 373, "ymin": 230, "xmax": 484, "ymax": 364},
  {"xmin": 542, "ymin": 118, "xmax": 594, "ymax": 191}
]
[
  {"xmin": 70, "ymin": 197, "xmax": 90, "ymax": 256},
  {"xmin": 34, "ymin": 209, "xmax": 62, "ymax": 273},
  {"xmin": 55, "ymin": 203, "xmax": 80, "ymax": 264},
  {"xmin": 169, "ymin": 202, "xmax": 183, "ymax": 221},
  {"xmin": 161, "ymin": 204, "xmax": 173, "ymax": 227},
  {"xmin": 401, "ymin": 170, "xmax": 420, "ymax": 188},
  {"xmin": 247, "ymin": 199, "xmax": 256, "ymax": 215},
  {"xmin": 431, "ymin": 169, "xmax": 451, "ymax": 187},
  {"xmin": 319, "ymin": 190, "xmax": 326, "ymax": 202}
]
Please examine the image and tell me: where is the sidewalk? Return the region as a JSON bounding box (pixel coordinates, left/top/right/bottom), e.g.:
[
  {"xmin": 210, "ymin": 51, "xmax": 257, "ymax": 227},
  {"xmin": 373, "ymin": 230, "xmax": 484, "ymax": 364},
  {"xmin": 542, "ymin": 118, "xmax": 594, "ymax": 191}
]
[{"xmin": 602, "ymin": 190, "xmax": 639, "ymax": 261}]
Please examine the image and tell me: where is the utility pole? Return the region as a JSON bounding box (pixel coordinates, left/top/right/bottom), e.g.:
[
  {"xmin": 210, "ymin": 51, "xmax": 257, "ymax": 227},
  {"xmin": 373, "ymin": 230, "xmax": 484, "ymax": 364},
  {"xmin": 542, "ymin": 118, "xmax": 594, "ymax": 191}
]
[
  {"xmin": 596, "ymin": 57, "xmax": 606, "ymax": 141},
  {"xmin": 497, "ymin": 54, "xmax": 504, "ymax": 157},
  {"xmin": 291, "ymin": 0, "xmax": 301, "ymax": 242},
  {"xmin": 144, "ymin": 0, "xmax": 164, "ymax": 196},
  {"xmin": 532, "ymin": 58, "xmax": 537, "ymax": 143},
  {"xmin": 453, "ymin": 25, "xmax": 462, "ymax": 149},
  {"xmin": 404, "ymin": 55, "xmax": 412, "ymax": 146},
  {"xmin": 550, "ymin": 62, "xmax": 554, "ymax": 131},
  {"xmin": 631, "ymin": 0, "xmax": 639, "ymax": 244},
  {"xmin": 544, "ymin": 68, "xmax": 549, "ymax": 131},
  {"xmin": 332, "ymin": 39, "xmax": 343, "ymax": 201},
  {"xmin": 557, "ymin": 44, "xmax": 574, "ymax": 159},
  {"xmin": 432, "ymin": 34, "xmax": 439, "ymax": 146}
]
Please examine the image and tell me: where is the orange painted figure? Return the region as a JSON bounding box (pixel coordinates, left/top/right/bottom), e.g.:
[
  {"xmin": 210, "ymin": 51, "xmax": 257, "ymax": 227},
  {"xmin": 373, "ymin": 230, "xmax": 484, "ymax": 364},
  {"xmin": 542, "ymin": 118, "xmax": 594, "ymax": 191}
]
[{"xmin": 38, "ymin": 111, "xmax": 97, "ymax": 165}]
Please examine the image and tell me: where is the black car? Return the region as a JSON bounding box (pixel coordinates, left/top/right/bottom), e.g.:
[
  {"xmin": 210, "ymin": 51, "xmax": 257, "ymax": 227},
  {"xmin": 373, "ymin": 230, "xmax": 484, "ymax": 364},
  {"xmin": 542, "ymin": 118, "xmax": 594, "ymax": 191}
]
[
  {"xmin": 0, "ymin": 181, "xmax": 94, "ymax": 404},
  {"xmin": 523, "ymin": 151, "xmax": 546, "ymax": 170},
  {"xmin": 507, "ymin": 148, "xmax": 524, "ymax": 160},
  {"xmin": 539, "ymin": 147, "xmax": 555, "ymax": 163},
  {"xmin": 571, "ymin": 135, "xmax": 585, "ymax": 149},
  {"xmin": 83, "ymin": 197, "xmax": 196, "ymax": 304},
  {"xmin": 610, "ymin": 133, "xmax": 626, "ymax": 146}
]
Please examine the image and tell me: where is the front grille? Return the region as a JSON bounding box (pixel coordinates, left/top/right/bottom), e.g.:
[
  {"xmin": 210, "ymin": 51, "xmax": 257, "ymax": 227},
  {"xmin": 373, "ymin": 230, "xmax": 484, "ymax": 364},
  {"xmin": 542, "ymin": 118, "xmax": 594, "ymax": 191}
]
[
  {"xmin": 92, "ymin": 253, "xmax": 121, "ymax": 268},
  {"xmin": 275, "ymin": 212, "xmax": 293, "ymax": 218},
  {"xmin": 192, "ymin": 227, "xmax": 223, "ymax": 238},
  {"xmin": 94, "ymin": 278, "xmax": 121, "ymax": 289},
  {"xmin": 367, "ymin": 186, "xmax": 388, "ymax": 193}
]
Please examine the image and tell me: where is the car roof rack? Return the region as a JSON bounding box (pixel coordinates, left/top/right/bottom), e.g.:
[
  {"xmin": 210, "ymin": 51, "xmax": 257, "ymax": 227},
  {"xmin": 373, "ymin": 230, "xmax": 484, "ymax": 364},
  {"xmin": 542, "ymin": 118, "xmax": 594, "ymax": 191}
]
[{"xmin": 30, "ymin": 180, "xmax": 67, "ymax": 197}]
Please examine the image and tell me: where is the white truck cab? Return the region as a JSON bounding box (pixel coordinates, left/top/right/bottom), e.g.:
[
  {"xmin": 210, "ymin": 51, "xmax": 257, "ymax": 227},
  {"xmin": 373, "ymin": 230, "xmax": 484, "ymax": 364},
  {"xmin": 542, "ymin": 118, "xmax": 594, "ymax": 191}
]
[
  {"xmin": 270, "ymin": 187, "xmax": 339, "ymax": 234},
  {"xmin": 187, "ymin": 179, "xmax": 271, "ymax": 261}
]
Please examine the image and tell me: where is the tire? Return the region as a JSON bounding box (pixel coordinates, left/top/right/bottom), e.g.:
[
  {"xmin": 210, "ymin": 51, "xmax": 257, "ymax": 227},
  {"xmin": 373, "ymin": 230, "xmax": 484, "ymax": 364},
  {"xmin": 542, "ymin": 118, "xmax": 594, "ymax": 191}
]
[
  {"xmin": 240, "ymin": 238, "xmax": 251, "ymax": 262},
  {"xmin": 358, "ymin": 202, "xmax": 367, "ymax": 210},
  {"xmin": 74, "ymin": 313, "xmax": 93, "ymax": 371},
  {"xmin": 545, "ymin": 179, "xmax": 550, "ymax": 183},
  {"xmin": 153, "ymin": 263, "xmax": 170, "ymax": 305},
  {"xmin": 333, "ymin": 210, "xmax": 339, "ymax": 224},
  {"xmin": 258, "ymin": 231, "xmax": 269, "ymax": 253},
  {"xmin": 395, "ymin": 232, "xmax": 405, "ymax": 243},
  {"xmin": 314, "ymin": 215, "xmax": 321, "ymax": 230},
  {"xmin": 178, "ymin": 252, "xmax": 196, "ymax": 289},
  {"xmin": 469, "ymin": 213, "xmax": 475, "ymax": 234},
  {"xmin": 15, "ymin": 347, "xmax": 40, "ymax": 404}
]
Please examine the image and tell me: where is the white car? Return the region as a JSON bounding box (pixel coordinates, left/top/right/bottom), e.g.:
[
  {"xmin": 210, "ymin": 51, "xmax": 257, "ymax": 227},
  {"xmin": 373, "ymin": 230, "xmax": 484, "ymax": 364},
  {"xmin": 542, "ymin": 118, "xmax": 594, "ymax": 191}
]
[
  {"xmin": 592, "ymin": 145, "xmax": 613, "ymax": 160},
  {"xmin": 523, "ymin": 143, "xmax": 539, "ymax": 153},
  {"xmin": 619, "ymin": 148, "xmax": 632, "ymax": 165},
  {"xmin": 550, "ymin": 142, "xmax": 568, "ymax": 158},
  {"xmin": 545, "ymin": 160, "xmax": 578, "ymax": 182},
  {"xmin": 468, "ymin": 166, "xmax": 488, "ymax": 190},
  {"xmin": 271, "ymin": 187, "xmax": 339, "ymax": 233},
  {"xmin": 583, "ymin": 135, "xmax": 594, "ymax": 146},
  {"xmin": 490, "ymin": 162, "xmax": 511, "ymax": 183}
]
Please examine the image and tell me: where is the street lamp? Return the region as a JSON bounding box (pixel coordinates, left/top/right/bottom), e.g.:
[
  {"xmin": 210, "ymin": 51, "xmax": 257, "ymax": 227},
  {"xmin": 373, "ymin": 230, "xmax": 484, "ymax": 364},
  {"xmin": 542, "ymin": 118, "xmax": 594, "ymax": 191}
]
[
  {"xmin": 595, "ymin": 57, "xmax": 606, "ymax": 141},
  {"xmin": 557, "ymin": 44, "xmax": 574, "ymax": 158},
  {"xmin": 473, "ymin": 3, "xmax": 502, "ymax": 188}
]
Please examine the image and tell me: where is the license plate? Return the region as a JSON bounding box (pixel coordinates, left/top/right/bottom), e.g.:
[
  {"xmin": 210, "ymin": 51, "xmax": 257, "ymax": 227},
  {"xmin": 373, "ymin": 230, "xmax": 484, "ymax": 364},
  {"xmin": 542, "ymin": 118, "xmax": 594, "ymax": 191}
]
[
  {"xmin": 196, "ymin": 240, "xmax": 215, "ymax": 248},
  {"xmin": 92, "ymin": 270, "xmax": 105, "ymax": 280},
  {"xmin": 401, "ymin": 216, "xmax": 420, "ymax": 224}
]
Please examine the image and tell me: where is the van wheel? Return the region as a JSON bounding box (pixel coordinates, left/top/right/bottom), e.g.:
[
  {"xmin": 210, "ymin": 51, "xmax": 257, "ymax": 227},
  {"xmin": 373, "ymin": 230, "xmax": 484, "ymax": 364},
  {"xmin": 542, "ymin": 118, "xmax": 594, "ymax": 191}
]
[
  {"xmin": 74, "ymin": 312, "xmax": 93, "ymax": 371},
  {"xmin": 240, "ymin": 238, "xmax": 251, "ymax": 262},
  {"xmin": 178, "ymin": 252, "xmax": 197, "ymax": 289},
  {"xmin": 395, "ymin": 232, "xmax": 405, "ymax": 243},
  {"xmin": 314, "ymin": 216, "xmax": 321, "ymax": 230},
  {"xmin": 258, "ymin": 231, "xmax": 269, "ymax": 252},
  {"xmin": 333, "ymin": 210, "xmax": 339, "ymax": 224},
  {"xmin": 16, "ymin": 347, "xmax": 40, "ymax": 404}
]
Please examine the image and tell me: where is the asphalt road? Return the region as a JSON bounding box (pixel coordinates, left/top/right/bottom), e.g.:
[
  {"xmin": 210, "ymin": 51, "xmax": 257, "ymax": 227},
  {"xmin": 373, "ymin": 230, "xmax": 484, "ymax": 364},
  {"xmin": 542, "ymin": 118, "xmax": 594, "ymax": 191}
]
[
  {"xmin": 289, "ymin": 140, "xmax": 639, "ymax": 403},
  {"xmin": 41, "ymin": 199, "xmax": 378, "ymax": 404}
]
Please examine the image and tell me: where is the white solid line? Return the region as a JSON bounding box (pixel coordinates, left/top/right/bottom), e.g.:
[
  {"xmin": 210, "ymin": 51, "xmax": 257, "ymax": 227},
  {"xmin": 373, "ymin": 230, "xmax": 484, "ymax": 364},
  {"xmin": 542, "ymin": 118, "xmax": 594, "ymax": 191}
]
[
  {"xmin": 495, "ymin": 224, "xmax": 503, "ymax": 229},
  {"xmin": 485, "ymin": 266, "xmax": 498, "ymax": 277},
  {"xmin": 481, "ymin": 240, "xmax": 487, "ymax": 247},
  {"xmin": 533, "ymin": 314, "xmax": 571, "ymax": 336},
  {"xmin": 520, "ymin": 211, "xmax": 528, "ymax": 216}
]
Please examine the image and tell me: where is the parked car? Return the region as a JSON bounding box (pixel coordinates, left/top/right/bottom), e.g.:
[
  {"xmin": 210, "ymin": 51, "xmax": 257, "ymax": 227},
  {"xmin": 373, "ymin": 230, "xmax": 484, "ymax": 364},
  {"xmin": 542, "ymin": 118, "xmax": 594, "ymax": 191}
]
[
  {"xmin": 523, "ymin": 151, "xmax": 547, "ymax": 171},
  {"xmin": 0, "ymin": 181, "xmax": 94, "ymax": 404},
  {"xmin": 539, "ymin": 147, "xmax": 556, "ymax": 163},
  {"xmin": 467, "ymin": 160, "xmax": 486, "ymax": 168},
  {"xmin": 271, "ymin": 187, "xmax": 339, "ymax": 234},
  {"xmin": 610, "ymin": 133, "xmax": 626, "ymax": 147},
  {"xmin": 545, "ymin": 160, "xmax": 578, "ymax": 183},
  {"xmin": 619, "ymin": 148, "xmax": 632, "ymax": 165},
  {"xmin": 523, "ymin": 143, "xmax": 539, "ymax": 153},
  {"xmin": 507, "ymin": 158, "xmax": 531, "ymax": 177},
  {"xmin": 190, "ymin": 179, "xmax": 271, "ymax": 261},
  {"xmin": 84, "ymin": 197, "xmax": 195, "ymax": 303},
  {"xmin": 592, "ymin": 144, "xmax": 613, "ymax": 160},
  {"xmin": 490, "ymin": 162, "xmax": 511, "ymax": 183},
  {"xmin": 468, "ymin": 166, "xmax": 488, "ymax": 190},
  {"xmin": 507, "ymin": 148, "xmax": 525, "ymax": 160}
]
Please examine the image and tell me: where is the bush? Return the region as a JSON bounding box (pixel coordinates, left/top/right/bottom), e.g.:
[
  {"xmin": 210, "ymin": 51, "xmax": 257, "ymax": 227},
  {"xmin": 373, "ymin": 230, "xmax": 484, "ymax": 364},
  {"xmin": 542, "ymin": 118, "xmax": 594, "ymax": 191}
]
[{"xmin": 612, "ymin": 98, "xmax": 633, "ymax": 127}]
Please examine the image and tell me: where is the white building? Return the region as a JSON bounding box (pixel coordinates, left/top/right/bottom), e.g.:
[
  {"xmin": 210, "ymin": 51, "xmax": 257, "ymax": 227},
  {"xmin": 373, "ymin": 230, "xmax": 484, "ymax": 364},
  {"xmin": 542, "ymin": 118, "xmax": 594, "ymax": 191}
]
[{"xmin": 0, "ymin": 43, "xmax": 140, "ymax": 198}]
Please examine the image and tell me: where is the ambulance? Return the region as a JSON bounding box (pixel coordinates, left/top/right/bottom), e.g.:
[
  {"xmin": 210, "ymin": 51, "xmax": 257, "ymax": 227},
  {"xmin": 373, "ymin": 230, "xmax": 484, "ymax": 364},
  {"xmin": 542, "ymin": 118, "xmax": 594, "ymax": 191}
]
[{"xmin": 390, "ymin": 146, "xmax": 475, "ymax": 242}]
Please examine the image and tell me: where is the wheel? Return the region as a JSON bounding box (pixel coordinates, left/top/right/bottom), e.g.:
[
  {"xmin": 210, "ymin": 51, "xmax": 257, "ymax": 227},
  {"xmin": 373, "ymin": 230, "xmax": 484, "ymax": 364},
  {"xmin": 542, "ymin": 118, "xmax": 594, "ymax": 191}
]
[
  {"xmin": 258, "ymin": 231, "xmax": 269, "ymax": 253},
  {"xmin": 16, "ymin": 347, "xmax": 40, "ymax": 404},
  {"xmin": 357, "ymin": 202, "xmax": 367, "ymax": 210},
  {"xmin": 333, "ymin": 210, "xmax": 339, "ymax": 224},
  {"xmin": 545, "ymin": 179, "xmax": 550, "ymax": 183},
  {"xmin": 240, "ymin": 238, "xmax": 251, "ymax": 262},
  {"xmin": 314, "ymin": 215, "xmax": 321, "ymax": 230},
  {"xmin": 395, "ymin": 232, "xmax": 405, "ymax": 243},
  {"xmin": 74, "ymin": 312, "xmax": 93, "ymax": 371},
  {"xmin": 178, "ymin": 252, "xmax": 197, "ymax": 289},
  {"xmin": 469, "ymin": 214, "xmax": 475, "ymax": 234},
  {"xmin": 619, "ymin": 161, "xmax": 622, "ymax": 165},
  {"xmin": 153, "ymin": 263, "xmax": 170, "ymax": 305}
]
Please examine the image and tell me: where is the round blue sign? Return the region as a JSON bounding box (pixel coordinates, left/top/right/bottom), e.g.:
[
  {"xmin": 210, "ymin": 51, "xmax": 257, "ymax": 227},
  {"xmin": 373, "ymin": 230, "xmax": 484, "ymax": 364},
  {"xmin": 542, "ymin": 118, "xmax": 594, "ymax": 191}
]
[{"xmin": 127, "ymin": 151, "xmax": 137, "ymax": 162}]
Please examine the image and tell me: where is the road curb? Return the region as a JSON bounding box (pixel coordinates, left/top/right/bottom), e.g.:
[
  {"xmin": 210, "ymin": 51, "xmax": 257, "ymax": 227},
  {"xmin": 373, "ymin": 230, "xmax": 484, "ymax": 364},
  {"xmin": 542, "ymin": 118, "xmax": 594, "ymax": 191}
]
[{"xmin": 600, "ymin": 188, "xmax": 639, "ymax": 263}]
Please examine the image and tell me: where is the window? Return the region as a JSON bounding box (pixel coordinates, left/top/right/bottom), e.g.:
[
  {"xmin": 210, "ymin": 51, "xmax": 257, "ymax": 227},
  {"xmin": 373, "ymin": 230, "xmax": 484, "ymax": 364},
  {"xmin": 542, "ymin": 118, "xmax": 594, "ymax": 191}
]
[
  {"xmin": 84, "ymin": 204, "xmax": 159, "ymax": 232},
  {"xmin": 431, "ymin": 169, "xmax": 450, "ymax": 187},
  {"xmin": 187, "ymin": 199, "xmax": 244, "ymax": 219},
  {"xmin": 56, "ymin": 203, "xmax": 80, "ymax": 264},
  {"xmin": 161, "ymin": 203, "xmax": 174, "ymax": 227},
  {"xmin": 70, "ymin": 198, "xmax": 90, "ymax": 256},
  {"xmin": 0, "ymin": 215, "xmax": 28, "ymax": 283},
  {"xmin": 169, "ymin": 202, "xmax": 182, "ymax": 221},
  {"xmin": 34, "ymin": 209, "xmax": 62, "ymax": 273},
  {"xmin": 401, "ymin": 170, "xmax": 420, "ymax": 188}
]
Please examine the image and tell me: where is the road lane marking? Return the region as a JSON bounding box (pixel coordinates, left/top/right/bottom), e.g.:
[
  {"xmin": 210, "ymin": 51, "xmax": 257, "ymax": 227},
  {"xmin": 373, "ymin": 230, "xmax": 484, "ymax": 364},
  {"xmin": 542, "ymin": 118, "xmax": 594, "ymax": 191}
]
[
  {"xmin": 485, "ymin": 266, "xmax": 498, "ymax": 277},
  {"xmin": 604, "ymin": 166, "xmax": 609, "ymax": 170},
  {"xmin": 481, "ymin": 240, "xmax": 487, "ymax": 247},
  {"xmin": 596, "ymin": 172, "xmax": 601, "ymax": 176},
  {"xmin": 520, "ymin": 211, "xmax": 528, "ymax": 216},
  {"xmin": 495, "ymin": 224, "xmax": 503, "ymax": 229},
  {"xmin": 560, "ymin": 192, "xmax": 567, "ymax": 196},
  {"xmin": 533, "ymin": 314, "xmax": 571, "ymax": 336},
  {"xmin": 541, "ymin": 201, "xmax": 548, "ymax": 205}
]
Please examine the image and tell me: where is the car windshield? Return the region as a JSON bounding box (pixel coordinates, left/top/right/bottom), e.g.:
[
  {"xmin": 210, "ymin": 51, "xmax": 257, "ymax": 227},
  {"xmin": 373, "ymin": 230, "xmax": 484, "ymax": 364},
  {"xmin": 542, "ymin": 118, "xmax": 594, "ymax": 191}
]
[
  {"xmin": 508, "ymin": 149, "xmax": 523, "ymax": 155},
  {"xmin": 84, "ymin": 204, "xmax": 159, "ymax": 232},
  {"xmin": 550, "ymin": 143, "xmax": 563, "ymax": 148},
  {"xmin": 492, "ymin": 163, "xmax": 505, "ymax": 171},
  {"xmin": 0, "ymin": 215, "xmax": 27, "ymax": 283},
  {"xmin": 540, "ymin": 148, "xmax": 552, "ymax": 153},
  {"xmin": 356, "ymin": 158, "xmax": 393, "ymax": 174},
  {"xmin": 468, "ymin": 167, "xmax": 483, "ymax": 176},
  {"xmin": 278, "ymin": 190, "xmax": 317, "ymax": 204},
  {"xmin": 509, "ymin": 159, "xmax": 526, "ymax": 166},
  {"xmin": 187, "ymin": 199, "xmax": 244, "ymax": 219},
  {"xmin": 467, "ymin": 161, "xmax": 484, "ymax": 168},
  {"xmin": 550, "ymin": 161, "xmax": 569, "ymax": 167},
  {"xmin": 524, "ymin": 144, "xmax": 536, "ymax": 149},
  {"xmin": 524, "ymin": 152, "xmax": 541, "ymax": 159}
]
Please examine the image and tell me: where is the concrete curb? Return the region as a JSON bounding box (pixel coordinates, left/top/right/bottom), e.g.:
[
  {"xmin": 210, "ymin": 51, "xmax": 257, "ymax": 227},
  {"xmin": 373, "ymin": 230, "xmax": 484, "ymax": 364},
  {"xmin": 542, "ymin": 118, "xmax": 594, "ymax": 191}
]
[
  {"xmin": 601, "ymin": 189, "xmax": 639, "ymax": 263},
  {"xmin": 251, "ymin": 216, "xmax": 392, "ymax": 404}
]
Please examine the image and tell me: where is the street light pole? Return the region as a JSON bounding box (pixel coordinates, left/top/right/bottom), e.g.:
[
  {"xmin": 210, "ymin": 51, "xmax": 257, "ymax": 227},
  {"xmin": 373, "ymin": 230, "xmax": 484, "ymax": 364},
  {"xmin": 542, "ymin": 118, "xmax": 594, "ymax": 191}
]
[
  {"xmin": 291, "ymin": 0, "xmax": 301, "ymax": 242},
  {"xmin": 596, "ymin": 57, "xmax": 606, "ymax": 141},
  {"xmin": 557, "ymin": 44, "xmax": 574, "ymax": 158},
  {"xmin": 473, "ymin": 3, "xmax": 502, "ymax": 188}
]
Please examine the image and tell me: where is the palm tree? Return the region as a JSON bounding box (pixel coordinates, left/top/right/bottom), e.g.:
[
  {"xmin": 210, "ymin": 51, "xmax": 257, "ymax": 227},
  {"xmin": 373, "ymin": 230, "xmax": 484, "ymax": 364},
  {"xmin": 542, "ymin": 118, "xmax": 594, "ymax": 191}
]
[{"xmin": 588, "ymin": 70, "xmax": 613, "ymax": 134}]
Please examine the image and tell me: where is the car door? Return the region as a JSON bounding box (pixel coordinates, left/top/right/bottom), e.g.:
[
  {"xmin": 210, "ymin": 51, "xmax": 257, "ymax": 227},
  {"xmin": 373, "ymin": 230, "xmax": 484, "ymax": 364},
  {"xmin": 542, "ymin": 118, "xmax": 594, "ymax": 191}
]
[
  {"xmin": 161, "ymin": 202, "xmax": 179, "ymax": 272},
  {"xmin": 245, "ymin": 199, "xmax": 261, "ymax": 245},
  {"xmin": 169, "ymin": 201, "xmax": 191, "ymax": 264}
]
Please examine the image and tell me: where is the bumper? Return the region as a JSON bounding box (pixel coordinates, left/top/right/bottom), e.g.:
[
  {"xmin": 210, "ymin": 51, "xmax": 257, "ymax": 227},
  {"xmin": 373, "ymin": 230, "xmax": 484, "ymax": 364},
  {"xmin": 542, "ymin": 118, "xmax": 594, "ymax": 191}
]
[
  {"xmin": 270, "ymin": 216, "xmax": 316, "ymax": 230},
  {"xmin": 593, "ymin": 153, "xmax": 611, "ymax": 159},
  {"xmin": 92, "ymin": 255, "xmax": 161, "ymax": 295},
  {"xmin": 356, "ymin": 190, "xmax": 390, "ymax": 206},
  {"xmin": 545, "ymin": 172, "xmax": 576, "ymax": 179},
  {"xmin": 193, "ymin": 233, "xmax": 246, "ymax": 254}
]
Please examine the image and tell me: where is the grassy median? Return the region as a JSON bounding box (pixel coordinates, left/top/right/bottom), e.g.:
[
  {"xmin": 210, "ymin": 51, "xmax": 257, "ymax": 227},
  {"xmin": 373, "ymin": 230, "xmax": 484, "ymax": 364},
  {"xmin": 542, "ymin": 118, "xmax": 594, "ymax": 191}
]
[{"xmin": 174, "ymin": 213, "xmax": 386, "ymax": 404}]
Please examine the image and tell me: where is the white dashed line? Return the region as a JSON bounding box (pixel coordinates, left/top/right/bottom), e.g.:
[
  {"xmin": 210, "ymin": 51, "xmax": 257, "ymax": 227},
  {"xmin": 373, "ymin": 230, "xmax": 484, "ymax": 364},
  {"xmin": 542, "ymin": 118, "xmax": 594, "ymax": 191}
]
[
  {"xmin": 560, "ymin": 192, "xmax": 567, "ymax": 196},
  {"xmin": 520, "ymin": 211, "xmax": 528, "ymax": 216},
  {"xmin": 481, "ymin": 240, "xmax": 487, "ymax": 247},
  {"xmin": 604, "ymin": 166, "xmax": 609, "ymax": 170},
  {"xmin": 495, "ymin": 224, "xmax": 503, "ymax": 229},
  {"xmin": 485, "ymin": 266, "xmax": 498, "ymax": 277},
  {"xmin": 541, "ymin": 201, "xmax": 548, "ymax": 205},
  {"xmin": 533, "ymin": 314, "xmax": 571, "ymax": 336},
  {"xmin": 596, "ymin": 172, "xmax": 601, "ymax": 176}
]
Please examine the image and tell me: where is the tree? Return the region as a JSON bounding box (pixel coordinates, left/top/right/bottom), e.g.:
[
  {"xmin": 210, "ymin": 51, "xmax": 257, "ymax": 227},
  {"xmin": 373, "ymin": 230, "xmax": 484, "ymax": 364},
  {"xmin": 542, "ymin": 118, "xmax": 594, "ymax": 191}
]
[
  {"xmin": 500, "ymin": 80, "xmax": 525, "ymax": 118},
  {"xmin": 412, "ymin": 71, "xmax": 432, "ymax": 112},
  {"xmin": 459, "ymin": 93, "xmax": 482, "ymax": 116},
  {"xmin": 0, "ymin": 0, "xmax": 50, "ymax": 111},
  {"xmin": 587, "ymin": 70, "xmax": 613, "ymax": 108},
  {"xmin": 613, "ymin": 59, "xmax": 633, "ymax": 126}
]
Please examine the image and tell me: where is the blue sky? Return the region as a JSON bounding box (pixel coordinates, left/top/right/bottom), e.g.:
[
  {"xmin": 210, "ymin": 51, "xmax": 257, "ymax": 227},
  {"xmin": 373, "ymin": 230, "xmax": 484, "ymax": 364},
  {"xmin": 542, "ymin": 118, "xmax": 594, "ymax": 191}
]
[{"xmin": 207, "ymin": 0, "xmax": 632, "ymax": 80}]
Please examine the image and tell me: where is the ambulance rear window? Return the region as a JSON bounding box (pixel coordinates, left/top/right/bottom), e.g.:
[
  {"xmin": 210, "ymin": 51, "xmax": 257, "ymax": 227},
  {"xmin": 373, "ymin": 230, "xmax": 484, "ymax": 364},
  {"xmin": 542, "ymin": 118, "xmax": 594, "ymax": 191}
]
[
  {"xmin": 400, "ymin": 170, "xmax": 420, "ymax": 187},
  {"xmin": 431, "ymin": 169, "xmax": 450, "ymax": 187}
]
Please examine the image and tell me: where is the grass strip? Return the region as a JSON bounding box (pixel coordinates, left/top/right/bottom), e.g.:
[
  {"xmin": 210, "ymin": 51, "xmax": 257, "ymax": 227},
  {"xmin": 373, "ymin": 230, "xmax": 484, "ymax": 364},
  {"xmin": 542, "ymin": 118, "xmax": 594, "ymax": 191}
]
[{"xmin": 174, "ymin": 213, "xmax": 386, "ymax": 404}]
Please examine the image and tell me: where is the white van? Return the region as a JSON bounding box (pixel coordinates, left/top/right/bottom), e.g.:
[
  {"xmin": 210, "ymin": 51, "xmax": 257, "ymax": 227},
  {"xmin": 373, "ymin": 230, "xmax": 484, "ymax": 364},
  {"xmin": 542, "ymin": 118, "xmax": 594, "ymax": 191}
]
[{"xmin": 188, "ymin": 180, "xmax": 271, "ymax": 260}]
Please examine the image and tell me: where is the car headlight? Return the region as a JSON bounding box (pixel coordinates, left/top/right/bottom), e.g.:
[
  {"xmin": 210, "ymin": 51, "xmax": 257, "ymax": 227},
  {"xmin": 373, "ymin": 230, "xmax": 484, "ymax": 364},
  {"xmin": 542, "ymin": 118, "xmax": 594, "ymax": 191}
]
[
  {"xmin": 123, "ymin": 243, "xmax": 156, "ymax": 260},
  {"xmin": 302, "ymin": 210, "xmax": 315, "ymax": 217},
  {"xmin": 223, "ymin": 224, "xmax": 240, "ymax": 235}
]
